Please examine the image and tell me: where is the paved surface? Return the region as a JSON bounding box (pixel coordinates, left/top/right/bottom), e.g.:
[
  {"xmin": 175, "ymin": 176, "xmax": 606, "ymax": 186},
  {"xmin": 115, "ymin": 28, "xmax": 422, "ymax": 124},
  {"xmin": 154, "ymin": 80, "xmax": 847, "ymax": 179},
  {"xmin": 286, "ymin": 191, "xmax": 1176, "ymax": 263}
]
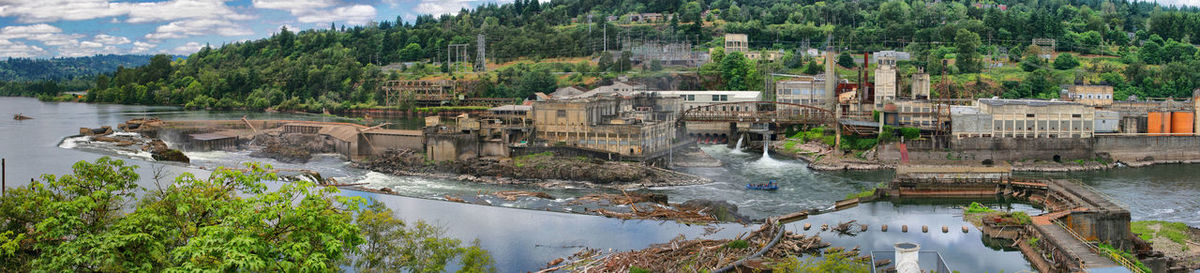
[{"xmin": 1034, "ymin": 222, "xmax": 1125, "ymax": 271}]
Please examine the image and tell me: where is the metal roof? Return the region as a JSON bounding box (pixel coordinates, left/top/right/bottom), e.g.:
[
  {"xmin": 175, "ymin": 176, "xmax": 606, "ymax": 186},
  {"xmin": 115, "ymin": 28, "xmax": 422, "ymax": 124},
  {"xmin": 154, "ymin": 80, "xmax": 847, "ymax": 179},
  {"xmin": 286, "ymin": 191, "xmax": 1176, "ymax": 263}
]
[
  {"xmin": 978, "ymin": 98, "xmax": 1083, "ymax": 107},
  {"xmin": 190, "ymin": 132, "xmax": 236, "ymax": 141}
]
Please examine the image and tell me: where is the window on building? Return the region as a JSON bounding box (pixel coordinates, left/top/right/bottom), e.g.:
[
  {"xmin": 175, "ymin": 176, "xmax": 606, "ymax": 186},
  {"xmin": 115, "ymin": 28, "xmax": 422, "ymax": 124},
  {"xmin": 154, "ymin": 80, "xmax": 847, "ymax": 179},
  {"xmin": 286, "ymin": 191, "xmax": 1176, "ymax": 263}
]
[
  {"xmin": 1026, "ymin": 114, "xmax": 1035, "ymax": 118},
  {"xmin": 712, "ymin": 95, "xmax": 721, "ymax": 101},
  {"xmin": 556, "ymin": 110, "xmax": 566, "ymax": 118},
  {"xmin": 1072, "ymin": 114, "xmax": 1082, "ymax": 118}
]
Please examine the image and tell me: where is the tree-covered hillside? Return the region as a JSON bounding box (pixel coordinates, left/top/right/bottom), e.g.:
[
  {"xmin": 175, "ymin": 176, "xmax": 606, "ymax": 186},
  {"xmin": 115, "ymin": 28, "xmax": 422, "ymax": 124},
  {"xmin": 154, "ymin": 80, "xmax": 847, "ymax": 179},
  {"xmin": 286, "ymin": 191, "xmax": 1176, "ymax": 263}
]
[
  {"xmin": 0, "ymin": 55, "xmax": 154, "ymax": 82},
  {"xmin": 82, "ymin": 0, "xmax": 1200, "ymax": 111}
]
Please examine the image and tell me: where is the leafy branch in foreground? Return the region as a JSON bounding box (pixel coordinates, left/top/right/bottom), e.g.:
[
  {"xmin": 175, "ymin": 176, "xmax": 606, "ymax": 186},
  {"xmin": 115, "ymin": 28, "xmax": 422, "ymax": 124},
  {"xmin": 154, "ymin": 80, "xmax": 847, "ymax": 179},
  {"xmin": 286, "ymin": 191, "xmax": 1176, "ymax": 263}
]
[{"xmin": 0, "ymin": 156, "xmax": 494, "ymax": 272}]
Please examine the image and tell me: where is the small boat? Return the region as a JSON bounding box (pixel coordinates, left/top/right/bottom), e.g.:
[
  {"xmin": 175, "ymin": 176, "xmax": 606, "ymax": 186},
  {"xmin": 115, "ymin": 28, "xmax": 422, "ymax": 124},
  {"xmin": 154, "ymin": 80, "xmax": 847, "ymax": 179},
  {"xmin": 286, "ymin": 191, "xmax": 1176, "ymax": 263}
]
[
  {"xmin": 13, "ymin": 114, "xmax": 32, "ymax": 120},
  {"xmin": 746, "ymin": 180, "xmax": 779, "ymax": 191}
]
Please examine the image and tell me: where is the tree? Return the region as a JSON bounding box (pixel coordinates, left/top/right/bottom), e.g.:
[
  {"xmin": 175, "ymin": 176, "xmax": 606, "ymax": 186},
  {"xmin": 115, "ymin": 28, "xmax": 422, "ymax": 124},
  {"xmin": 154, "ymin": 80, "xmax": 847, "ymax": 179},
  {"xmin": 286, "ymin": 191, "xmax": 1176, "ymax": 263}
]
[
  {"xmin": 720, "ymin": 52, "xmax": 753, "ymax": 90},
  {"xmin": 679, "ymin": 1, "xmax": 702, "ymax": 24},
  {"xmin": 955, "ymin": 29, "xmax": 982, "ymax": 73},
  {"xmin": 354, "ymin": 201, "xmax": 495, "ymax": 273},
  {"xmin": 0, "ymin": 157, "xmax": 495, "ymax": 272},
  {"xmin": 802, "ymin": 60, "xmax": 822, "ymax": 75},
  {"xmin": 597, "ymin": 51, "xmax": 614, "ymax": 72},
  {"xmin": 836, "ymin": 52, "xmax": 855, "ymax": 68},
  {"xmin": 516, "ymin": 68, "xmax": 557, "ymax": 98},
  {"xmin": 1021, "ymin": 45, "xmax": 1046, "ymax": 72},
  {"xmin": 1025, "ymin": 68, "xmax": 1060, "ymax": 98},
  {"xmin": 1054, "ymin": 53, "xmax": 1080, "ymax": 70},
  {"xmin": 617, "ymin": 51, "xmax": 633, "ymax": 72}
]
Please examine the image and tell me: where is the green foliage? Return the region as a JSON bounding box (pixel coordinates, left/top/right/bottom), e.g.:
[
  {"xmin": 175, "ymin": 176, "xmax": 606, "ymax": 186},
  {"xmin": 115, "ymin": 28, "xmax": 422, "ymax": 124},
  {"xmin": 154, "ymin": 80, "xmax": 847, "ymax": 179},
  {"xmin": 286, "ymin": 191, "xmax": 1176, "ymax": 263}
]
[
  {"xmin": 724, "ymin": 240, "xmax": 750, "ymax": 249},
  {"xmin": 1098, "ymin": 243, "xmax": 1152, "ymax": 273},
  {"xmin": 0, "ymin": 55, "xmax": 153, "ymax": 82},
  {"xmin": 629, "ymin": 265, "xmax": 652, "ymax": 273},
  {"xmin": 899, "ymin": 127, "xmax": 921, "ymax": 140},
  {"xmin": 1131, "ymin": 221, "xmax": 1194, "ymax": 245},
  {"xmin": 1054, "ymin": 53, "xmax": 1080, "ymax": 70},
  {"xmin": 955, "ymin": 29, "xmax": 982, "ymax": 73},
  {"xmin": 720, "ymin": 51, "xmax": 753, "ymax": 90},
  {"xmin": 1011, "ymin": 212, "xmax": 1032, "ymax": 225},
  {"xmin": 354, "ymin": 201, "xmax": 496, "ymax": 273},
  {"xmin": 801, "ymin": 60, "xmax": 822, "ymax": 75},
  {"xmin": 1027, "ymin": 237, "xmax": 1039, "ymax": 247},
  {"xmin": 965, "ymin": 202, "xmax": 996, "ymax": 214},
  {"xmin": 845, "ymin": 187, "xmax": 876, "ymax": 199},
  {"xmin": 0, "ymin": 157, "xmax": 493, "ymax": 272},
  {"xmin": 836, "ymin": 52, "xmax": 855, "ymax": 68},
  {"xmin": 770, "ymin": 250, "xmax": 870, "ymax": 272}
]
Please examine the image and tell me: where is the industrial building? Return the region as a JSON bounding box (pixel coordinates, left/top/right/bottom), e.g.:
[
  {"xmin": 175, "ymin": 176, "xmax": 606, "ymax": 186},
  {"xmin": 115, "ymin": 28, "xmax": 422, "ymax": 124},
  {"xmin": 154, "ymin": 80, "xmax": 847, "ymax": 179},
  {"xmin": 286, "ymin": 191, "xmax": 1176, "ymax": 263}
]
[
  {"xmin": 775, "ymin": 75, "xmax": 830, "ymax": 107},
  {"xmin": 951, "ymin": 98, "xmax": 1096, "ymax": 139},
  {"xmin": 1061, "ymin": 85, "xmax": 1115, "ymax": 106},
  {"xmin": 874, "ymin": 57, "xmax": 898, "ymax": 107},
  {"xmin": 530, "ymin": 93, "xmax": 681, "ymax": 157}
]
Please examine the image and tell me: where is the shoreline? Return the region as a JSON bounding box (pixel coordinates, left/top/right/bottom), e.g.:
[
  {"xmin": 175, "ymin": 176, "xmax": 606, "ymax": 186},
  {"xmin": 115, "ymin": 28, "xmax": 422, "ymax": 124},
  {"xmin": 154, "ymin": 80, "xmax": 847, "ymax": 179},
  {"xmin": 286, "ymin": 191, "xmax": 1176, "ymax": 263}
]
[{"xmin": 767, "ymin": 140, "xmax": 1200, "ymax": 172}]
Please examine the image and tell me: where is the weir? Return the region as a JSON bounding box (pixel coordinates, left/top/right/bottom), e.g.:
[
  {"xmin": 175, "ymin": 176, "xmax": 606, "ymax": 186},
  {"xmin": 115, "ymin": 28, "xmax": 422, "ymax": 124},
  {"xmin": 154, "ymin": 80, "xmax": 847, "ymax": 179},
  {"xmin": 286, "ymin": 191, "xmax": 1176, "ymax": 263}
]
[{"xmin": 877, "ymin": 164, "xmax": 1156, "ymax": 273}]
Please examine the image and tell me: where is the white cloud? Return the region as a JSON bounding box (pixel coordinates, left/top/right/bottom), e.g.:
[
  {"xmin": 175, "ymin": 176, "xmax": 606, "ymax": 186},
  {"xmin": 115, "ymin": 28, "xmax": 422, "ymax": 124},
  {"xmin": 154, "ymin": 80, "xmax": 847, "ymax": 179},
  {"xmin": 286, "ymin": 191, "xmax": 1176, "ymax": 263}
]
[
  {"xmin": 0, "ymin": 0, "xmax": 251, "ymax": 23},
  {"xmin": 294, "ymin": 5, "xmax": 376, "ymax": 25},
  {"xmin": 125, "ymin": 0, "xmax": 253, "ymax": 23},
  {"xmin": 0, "ymin": 39, "xmax": 47, "ymax": 58},
  {"xmin": 169, "ymin": 41, "xmax": 206, "ymax": 54},
  {"xmin": 414, "ymin": 0, "xmax": 474, "ymax": 16},
  {"xmin": 131, "ymin": 41, "xmax": 157, "ymax": 53},
  {"xmin": 93, "ymin": 34, "xmax": 131, "ymax": 45},
  {"xmin": 0, "ymin": 24, "xmax": 84, "ymax": 47},
  {"xmin": 0, "ymin": 0, "xmax": 129, "ymax": 23},
  {"xmin": 252, "ymin": 0, "xmax": 336, "ymax": 11},
  {"xmin": 254, "ymin": 0, "xmax": 376, "ymax": 25},
  {"xmin": 145, "ymin": 19, "xmax": 254, "ymax": 41}
]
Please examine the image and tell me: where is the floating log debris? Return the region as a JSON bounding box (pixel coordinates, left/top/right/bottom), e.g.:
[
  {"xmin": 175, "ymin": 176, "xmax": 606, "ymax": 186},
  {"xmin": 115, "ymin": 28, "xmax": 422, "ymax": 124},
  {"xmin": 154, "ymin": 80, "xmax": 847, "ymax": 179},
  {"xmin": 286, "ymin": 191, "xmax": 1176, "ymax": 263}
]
[
  {"xmin": 541, "ymin": 221, "xmax": 839, "ymax": 272},
  {"xmin": 492, "ymin": 190, "xmax": 554, "ymax": 201}
]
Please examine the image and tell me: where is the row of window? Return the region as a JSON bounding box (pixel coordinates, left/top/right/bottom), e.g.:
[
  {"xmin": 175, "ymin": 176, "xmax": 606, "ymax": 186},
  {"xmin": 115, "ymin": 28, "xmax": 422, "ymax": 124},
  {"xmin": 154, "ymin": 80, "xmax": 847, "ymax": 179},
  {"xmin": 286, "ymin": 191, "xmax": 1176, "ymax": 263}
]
[
  {"xmin": 778, "ymin": 88, "xmax": 826, "ymax": 95},
  {"xmin": 1075, "ymin": 94, "xmax": 1112, "ymax": 99},
  {"xmin": 680, "ymin": 94, "xmax": 730, "ymax": 101}
]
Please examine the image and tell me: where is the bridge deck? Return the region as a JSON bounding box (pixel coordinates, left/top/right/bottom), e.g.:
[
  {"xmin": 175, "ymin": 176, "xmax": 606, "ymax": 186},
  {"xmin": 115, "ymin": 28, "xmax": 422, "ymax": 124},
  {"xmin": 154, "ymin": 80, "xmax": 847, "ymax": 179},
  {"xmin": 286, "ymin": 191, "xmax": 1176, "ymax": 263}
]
[{"xmin": 1032, "ymin": 222, "xmax": 1125, "ymax": 271}]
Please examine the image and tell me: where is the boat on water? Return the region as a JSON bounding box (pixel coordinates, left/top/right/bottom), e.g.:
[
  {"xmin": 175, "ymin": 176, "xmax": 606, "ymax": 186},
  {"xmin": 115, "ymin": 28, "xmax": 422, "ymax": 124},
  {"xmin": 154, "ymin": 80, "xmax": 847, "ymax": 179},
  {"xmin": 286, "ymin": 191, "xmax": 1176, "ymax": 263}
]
[
  {"xmin": 746, "ymin": 180, "xmax": 779, "ymax": 191},
  {"xmin": 13, "ymin": 114, "xmax": 32, "ymax": 120}
]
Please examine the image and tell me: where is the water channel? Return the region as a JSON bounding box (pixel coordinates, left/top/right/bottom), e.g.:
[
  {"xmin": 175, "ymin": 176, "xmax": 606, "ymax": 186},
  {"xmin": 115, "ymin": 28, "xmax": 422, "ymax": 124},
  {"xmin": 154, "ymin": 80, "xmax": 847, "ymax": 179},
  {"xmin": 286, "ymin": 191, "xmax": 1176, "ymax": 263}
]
[{"xmin": 3, "ymin": 97, "xmax": 1198, "ymax": 272}]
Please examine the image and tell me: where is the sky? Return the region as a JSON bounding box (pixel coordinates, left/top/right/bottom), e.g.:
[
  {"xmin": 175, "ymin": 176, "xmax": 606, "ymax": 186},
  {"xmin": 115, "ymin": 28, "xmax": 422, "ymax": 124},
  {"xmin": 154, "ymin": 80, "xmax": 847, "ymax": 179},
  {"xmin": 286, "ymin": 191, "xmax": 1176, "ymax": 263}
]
[
  {"xmin": 0, "ymin": 0, "xmax": 510, "ymax": 58},
  {"xmin": 2, "ymin": 0, "xmax": 1200, "ymax": 59}
]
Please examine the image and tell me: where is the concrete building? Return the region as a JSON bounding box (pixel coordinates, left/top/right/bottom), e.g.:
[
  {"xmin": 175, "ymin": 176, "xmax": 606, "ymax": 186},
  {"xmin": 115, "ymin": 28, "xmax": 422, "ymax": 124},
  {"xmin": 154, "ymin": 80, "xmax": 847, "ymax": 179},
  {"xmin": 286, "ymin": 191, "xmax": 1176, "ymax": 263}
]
[
  {"xmin": 724, "ymin": 34, "xmax": 748, "ymax": 53},
  {"xmin": 874, "ymin": 57, "xmax": 898, "ymax": 106},
  {"xmin": 911, "ymin": 71, "xmax": 931, "ymax": 100},
  {"xmin": 775, "ymin": 75, "xmax": 829, "ymax": 107},
  {"xmin": 1095, "ymin": 110, "xmax": 1120, "ymax": 133},
  {"xmin": 952, "ymin": 98, "xmax": 1095, "ymax": 139},
  {"xmin": 744, "ymin": 50, "xmax": 784, "ymax": 62},
  {"xmin": 531, "ymin": 94, "xmax": 680, "ymax": 157},
  {"xmin": 891, "ymin": 100, "xmax": 947, "ymax": 128},
  {"xmin": 873, "ymin": 50, "xmax": 911, "ymax": 61},
  {"xmin": 651, "ymin": 90, "xmax": 760, "ymax": 111},
  {"xmin": 1061, "ymin": 85, "xmax": 1114, "ymax": 106}
]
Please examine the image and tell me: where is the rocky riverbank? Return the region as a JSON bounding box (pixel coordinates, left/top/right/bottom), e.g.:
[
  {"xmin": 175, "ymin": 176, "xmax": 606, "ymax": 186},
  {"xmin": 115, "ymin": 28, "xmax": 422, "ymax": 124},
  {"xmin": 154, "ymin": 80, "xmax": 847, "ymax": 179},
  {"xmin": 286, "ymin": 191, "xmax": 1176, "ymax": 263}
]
[
  {"xmin": 353, "ymin": 149, "xmax": 711, "ymax": 190},
  {"xmin": 246, "ymin": 133, "xmax": 339, "ymax": 163},
  {"xmin": 769, "ymin": 140, "xmax": 892, "ymax": 171}
]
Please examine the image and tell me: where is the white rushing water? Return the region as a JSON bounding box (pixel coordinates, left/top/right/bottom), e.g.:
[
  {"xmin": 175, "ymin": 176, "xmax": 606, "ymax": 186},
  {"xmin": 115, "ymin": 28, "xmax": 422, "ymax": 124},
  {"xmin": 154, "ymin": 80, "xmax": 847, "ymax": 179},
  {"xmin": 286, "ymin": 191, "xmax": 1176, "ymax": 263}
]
[
  {"xmin": 734, "ymin": 135, "xmax": 744, "ymax": 150},
  {"xmin": 761, "ymin": 132, "xmax": 769, "ymax": 158}
]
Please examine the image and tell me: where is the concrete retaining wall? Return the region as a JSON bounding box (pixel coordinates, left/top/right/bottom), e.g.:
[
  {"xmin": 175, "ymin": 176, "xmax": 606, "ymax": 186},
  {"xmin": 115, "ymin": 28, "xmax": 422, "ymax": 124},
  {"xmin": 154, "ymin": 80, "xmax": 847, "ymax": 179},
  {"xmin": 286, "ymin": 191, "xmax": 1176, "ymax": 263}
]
[
  {"xmin": 425, "ymin": 134, "xmax": 479, "ymax": 162},
  {"xmin": 880, "ymin": 135, "xmax": 1200, "ymax": 163}
]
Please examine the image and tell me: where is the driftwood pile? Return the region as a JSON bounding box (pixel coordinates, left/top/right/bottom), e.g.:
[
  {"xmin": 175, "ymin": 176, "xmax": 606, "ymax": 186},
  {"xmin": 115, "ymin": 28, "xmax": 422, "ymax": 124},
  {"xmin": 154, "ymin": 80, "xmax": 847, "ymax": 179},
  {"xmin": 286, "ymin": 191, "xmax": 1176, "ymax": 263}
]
[
  {"xmin": 492, "ymin": 190, "xmax": 554, "ymax": 201},
  {"xmin": 540, "ymin": 222, "xmax": 839, "ymax": 272}
]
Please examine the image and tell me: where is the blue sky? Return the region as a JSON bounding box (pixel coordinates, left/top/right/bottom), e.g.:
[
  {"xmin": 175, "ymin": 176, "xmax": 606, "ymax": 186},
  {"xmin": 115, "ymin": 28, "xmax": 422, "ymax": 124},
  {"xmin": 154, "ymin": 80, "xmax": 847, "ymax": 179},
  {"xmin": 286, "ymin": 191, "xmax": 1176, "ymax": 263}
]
[{"xmin": 0, "ymin": 0, "xmax": 511, "ymax": 58}]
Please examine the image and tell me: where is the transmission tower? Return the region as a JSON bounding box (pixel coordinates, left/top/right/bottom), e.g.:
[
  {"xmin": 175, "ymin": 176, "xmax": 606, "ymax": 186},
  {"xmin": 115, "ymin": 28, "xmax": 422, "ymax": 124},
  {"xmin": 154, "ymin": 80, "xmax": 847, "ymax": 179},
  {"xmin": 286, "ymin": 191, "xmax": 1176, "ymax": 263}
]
[{"xmin": 475, "ymin": 34, "xmax": 486, "ymax": 72}]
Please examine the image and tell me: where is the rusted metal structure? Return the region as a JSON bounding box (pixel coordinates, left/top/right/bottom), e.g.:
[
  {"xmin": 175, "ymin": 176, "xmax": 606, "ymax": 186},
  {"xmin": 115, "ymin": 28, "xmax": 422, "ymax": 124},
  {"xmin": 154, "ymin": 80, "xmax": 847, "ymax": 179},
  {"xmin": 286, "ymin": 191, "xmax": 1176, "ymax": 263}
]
[
  {"xmin": 678, "ymin": 101, "xmax": 836, "ymax": 126},
  {"xmin": 382, "ymin": 80, "xmax": 481, "ymax": 106}
]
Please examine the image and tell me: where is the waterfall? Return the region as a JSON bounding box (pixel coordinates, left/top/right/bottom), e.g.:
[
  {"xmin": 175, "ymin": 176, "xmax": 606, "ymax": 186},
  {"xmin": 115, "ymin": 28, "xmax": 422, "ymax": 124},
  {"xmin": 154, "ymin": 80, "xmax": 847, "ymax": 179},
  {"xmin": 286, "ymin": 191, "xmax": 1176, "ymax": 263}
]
[
  {"xmin": 762, "ymin": 133, "xmax": 770, "ymax": 158},
  {"xmin": 734, "ymin": 135, "xmax": 744, "ymax": 151}
]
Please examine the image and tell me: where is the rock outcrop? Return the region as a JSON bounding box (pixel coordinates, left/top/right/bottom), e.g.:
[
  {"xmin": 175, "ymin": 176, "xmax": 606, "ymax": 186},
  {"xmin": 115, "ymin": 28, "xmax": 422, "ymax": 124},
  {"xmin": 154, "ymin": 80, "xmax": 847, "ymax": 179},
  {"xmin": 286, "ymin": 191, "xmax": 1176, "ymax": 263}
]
[
  {"xmin": 354, "ymin": 149, "xmax": 709, "ymax": 189},
  {"xmin": 247, "ymin": 133, "xmax": 338, "ymax": 163}
]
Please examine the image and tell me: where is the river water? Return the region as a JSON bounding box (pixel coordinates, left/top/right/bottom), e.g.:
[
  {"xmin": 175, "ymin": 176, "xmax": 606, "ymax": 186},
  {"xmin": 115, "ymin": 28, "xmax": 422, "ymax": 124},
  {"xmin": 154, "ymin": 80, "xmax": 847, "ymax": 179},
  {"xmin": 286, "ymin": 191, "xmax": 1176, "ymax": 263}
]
[{"xmin": 4, "ymin": 96, "xmax": 1199, "ymax": 272}]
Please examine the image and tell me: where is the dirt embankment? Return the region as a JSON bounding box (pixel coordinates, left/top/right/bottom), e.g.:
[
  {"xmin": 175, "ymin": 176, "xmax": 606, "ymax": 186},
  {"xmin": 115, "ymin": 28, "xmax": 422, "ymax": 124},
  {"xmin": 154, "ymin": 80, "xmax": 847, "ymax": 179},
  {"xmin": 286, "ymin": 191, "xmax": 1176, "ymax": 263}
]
[{"xmin": 353, "ymin": 150, "xmax": 710, "ymax": 189}]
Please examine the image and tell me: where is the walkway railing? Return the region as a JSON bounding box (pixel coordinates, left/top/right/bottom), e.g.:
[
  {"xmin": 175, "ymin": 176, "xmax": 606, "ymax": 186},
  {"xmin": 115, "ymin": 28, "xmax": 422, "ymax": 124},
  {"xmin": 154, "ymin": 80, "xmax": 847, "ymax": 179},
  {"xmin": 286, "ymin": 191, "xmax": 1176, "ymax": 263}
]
[{"xmin": 1053, "ymin": 220, "xmax": 1145, "ymax": 273}]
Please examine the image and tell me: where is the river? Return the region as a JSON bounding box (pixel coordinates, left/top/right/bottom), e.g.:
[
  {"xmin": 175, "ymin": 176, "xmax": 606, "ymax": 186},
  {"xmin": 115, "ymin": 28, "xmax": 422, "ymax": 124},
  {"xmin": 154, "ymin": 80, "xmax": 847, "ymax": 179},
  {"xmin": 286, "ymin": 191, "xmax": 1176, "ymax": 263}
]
[{"xmin": 4, "ymin": 96, "xmax": 1199, "ymax": 272}]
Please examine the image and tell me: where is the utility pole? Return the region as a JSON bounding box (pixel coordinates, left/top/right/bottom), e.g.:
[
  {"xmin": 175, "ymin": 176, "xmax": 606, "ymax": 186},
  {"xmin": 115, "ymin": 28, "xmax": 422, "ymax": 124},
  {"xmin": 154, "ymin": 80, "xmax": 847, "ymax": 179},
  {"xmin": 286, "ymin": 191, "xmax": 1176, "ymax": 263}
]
[
  {"xmin": 475, "ymin": 34, "xmax": 486, "ymax": 72},
  {"xmin": 2, "ymin": 158, "xmax": 5, "ymax": 196},
  {"xmin": 604, "ymin": 23, "xmax": 608, "ymax": 52},
  {"xmin": 824, "ymin": 34, "xmax": 841, "ymax": 150}
]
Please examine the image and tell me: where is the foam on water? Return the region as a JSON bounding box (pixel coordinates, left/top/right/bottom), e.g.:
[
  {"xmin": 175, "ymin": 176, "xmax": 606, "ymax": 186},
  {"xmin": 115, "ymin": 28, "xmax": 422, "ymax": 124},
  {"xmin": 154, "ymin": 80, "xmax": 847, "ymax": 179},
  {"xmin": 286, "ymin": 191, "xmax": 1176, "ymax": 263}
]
[{"xmin": 58, "ymin": 136, "xmax": 88, "ymax": 149}]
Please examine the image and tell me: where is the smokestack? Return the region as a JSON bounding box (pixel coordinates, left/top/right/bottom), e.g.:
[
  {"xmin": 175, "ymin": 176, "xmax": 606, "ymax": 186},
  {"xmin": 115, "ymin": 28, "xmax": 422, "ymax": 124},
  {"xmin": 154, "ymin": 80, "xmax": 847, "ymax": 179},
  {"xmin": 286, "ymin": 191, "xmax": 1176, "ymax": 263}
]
[{"xmin": 824, "ymin": 40, "xmax": 836, "ymax": 112}]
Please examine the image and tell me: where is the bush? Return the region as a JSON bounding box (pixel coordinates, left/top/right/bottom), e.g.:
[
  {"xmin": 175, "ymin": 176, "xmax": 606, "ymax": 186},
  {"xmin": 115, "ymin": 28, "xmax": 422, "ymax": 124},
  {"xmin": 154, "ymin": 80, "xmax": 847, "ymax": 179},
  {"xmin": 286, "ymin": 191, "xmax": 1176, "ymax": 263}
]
[
  {"xmin": 899, "ymin": 127, "xmax": 921, "ymax": 140},
  {"xmin": 630, "ymin": 266, "xmax": 652, "ymax": 273},
  {"xmin": 965, "ymin": 202, "xmax": 996, "ymax": 214},
  {"xmin": 725, "ymin": 240, "xmax": 750, "ymax": 249}
]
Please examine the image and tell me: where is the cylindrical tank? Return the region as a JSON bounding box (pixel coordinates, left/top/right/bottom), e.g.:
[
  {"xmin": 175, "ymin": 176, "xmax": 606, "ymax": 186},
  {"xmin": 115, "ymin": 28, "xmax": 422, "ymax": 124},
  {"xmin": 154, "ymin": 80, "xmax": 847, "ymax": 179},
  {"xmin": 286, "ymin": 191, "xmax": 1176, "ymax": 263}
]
[
  {"xmin": 895, "ymin": 242, "xmax": 921, "ymax": 273},
  {"xmin": 1148, "ymin": 112, "xmax": 1164, "ymax": 135},
  {"xmin": 1172, "ymin": 111, "xmax": 1194, "ymax": 135}
]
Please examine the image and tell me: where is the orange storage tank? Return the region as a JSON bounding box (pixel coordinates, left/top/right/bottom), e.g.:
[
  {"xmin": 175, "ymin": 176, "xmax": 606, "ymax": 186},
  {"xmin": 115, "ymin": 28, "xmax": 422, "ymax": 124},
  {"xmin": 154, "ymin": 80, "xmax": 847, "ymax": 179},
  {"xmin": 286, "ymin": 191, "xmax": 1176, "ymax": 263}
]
[
  {"xmin": 1172, "ymin": 111, "xmax": 1194, "ymax": 135},
  {"xmin": 1148, "ymin": 112, "xmax": 1165, "ymax": 135}
]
